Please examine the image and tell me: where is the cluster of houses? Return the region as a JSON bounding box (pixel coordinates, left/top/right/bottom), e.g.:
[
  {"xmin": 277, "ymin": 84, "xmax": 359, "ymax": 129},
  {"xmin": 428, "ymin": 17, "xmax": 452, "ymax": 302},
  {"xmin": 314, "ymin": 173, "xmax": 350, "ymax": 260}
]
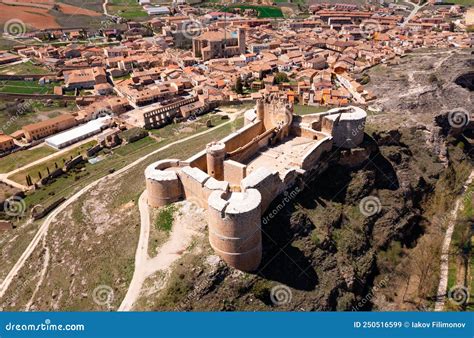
[{"xmin": 0, "ymin": 2, "xmax": 472, "ymax": 155}]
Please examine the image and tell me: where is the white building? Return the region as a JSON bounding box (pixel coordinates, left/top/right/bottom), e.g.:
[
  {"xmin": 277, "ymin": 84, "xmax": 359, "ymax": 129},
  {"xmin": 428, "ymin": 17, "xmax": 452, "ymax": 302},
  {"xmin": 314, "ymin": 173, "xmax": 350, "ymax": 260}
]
[
  {"xmin": 145, "ymin": 6, "xmax": 170, "ymax": 16},
  {"xmin": 45, "ymin": 116, "xmax": 112, "ymax": 149}
]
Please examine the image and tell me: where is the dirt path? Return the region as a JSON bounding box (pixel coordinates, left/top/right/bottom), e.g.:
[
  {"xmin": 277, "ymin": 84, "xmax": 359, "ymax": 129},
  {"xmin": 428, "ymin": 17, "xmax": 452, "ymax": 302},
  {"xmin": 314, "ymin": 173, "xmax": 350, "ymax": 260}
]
[
  {"xmin": 119, "ymin": 196, "xmax": 201, "ymax": 311},
  {"xmin": 103, "ymin": 0, "xmax": 110, "ymax": 16},
  {"xmin": 25, "ymin": 237, "xmax": 50, "ymax": 311},
  {"xmin": 0, "ymin": 112, "xmax": 241, "ymax": 302},
  {"xmin": 118, "ymin": 191, "xmax": 150, "ymax": 311},
  {"xmin": 434, "ymin": 170, "xmax": 474, "ymax": 311}
]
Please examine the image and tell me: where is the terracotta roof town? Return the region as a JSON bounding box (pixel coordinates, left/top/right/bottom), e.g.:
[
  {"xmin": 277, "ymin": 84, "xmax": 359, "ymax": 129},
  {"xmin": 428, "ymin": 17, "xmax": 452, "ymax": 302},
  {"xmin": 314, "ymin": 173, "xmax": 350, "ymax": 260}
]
[{"xmin": 0, "ymin": 2, "xmax": 470, "ymax": 151}]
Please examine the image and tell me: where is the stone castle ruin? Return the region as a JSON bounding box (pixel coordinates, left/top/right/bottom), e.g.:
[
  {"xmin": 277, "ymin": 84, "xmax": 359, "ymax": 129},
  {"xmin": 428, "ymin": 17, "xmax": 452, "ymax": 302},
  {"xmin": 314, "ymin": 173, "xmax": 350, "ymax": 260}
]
[{"xmin": 145, "ymin": 96, "xmax": 367, "ymax": 271}]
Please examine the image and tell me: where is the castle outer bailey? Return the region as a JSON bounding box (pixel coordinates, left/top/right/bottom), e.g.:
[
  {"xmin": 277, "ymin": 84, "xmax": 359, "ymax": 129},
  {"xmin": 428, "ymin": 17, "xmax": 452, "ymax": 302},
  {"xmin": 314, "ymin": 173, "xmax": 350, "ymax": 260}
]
[{"xmin": 145, "ymin": 96, "xmax": 367, "ymax": 272}]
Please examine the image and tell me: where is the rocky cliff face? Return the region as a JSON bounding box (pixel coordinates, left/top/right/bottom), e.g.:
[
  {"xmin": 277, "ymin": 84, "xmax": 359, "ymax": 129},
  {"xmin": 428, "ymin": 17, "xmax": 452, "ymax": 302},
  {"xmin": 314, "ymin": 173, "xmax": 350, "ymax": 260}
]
[{"xmin": 148, "ymin": 118, "xmax": 472, "ymax": 311}]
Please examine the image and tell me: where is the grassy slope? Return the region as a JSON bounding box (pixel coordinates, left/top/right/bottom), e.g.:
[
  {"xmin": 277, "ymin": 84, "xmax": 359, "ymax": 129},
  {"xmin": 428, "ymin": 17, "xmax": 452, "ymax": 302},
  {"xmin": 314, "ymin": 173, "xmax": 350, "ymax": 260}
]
[
  {"xmin": 225, "ymin": 5, "xmax": 284, "ymax": 18},
  {"xmin": 108, "ymin": 0, "xmax": 147, "ymax": 19},
  {"xmin": 0, "ymin": 146, "xmax": 57, "ymax": 173},
  {"xmin": 9, "ymin": 141, "xmax": 96, "ymax": 185},
  {"xmin": 0, "ymin": 61, "xmax": 51, "ymax": 75},
  {"xmin": 0, "ymin": 80, "xmax": 56, "ymax": 94}
]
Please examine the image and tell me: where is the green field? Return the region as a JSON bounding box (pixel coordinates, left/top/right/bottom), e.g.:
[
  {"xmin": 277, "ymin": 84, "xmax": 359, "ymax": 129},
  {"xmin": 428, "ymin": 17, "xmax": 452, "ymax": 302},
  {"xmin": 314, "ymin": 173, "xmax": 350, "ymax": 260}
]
[
  {"xmin": 0, "ymin": 61, "xmax": 52, "ymax": 75},
  {"xmin": 0, "ymin": 146, "xmax": 57, "ymax": 173},
  {"xmin": 225, "ymin": 5, "xmax": 284, "ymax": 18},
  {"xmin": 9, "ymin": 141, "xmax": 97, "ymax": 186},
  {"xmin": 0, "ymin": 80, "xmax": 56, "ymax": 94},
  {"xmin": 114, "ymin": 136, "xmax": 156, "ymax": 156},
  {"xmin": 274, "ymin": 0, "xmax": 305, "ymax": 3},
  {"xmin": 294, "ymin": 104, "xmax": 329, "ymax": 115},
  {"xmin": 108, "ymin": 0, "xmax": 148, "ymax": 19},
  {"xmin": 441, "ymin": 0, "xmax": 474, "ymax": 5},
  {"xmin": 149, "ymin": 114, "xmax": 230, "ymax": 138}
]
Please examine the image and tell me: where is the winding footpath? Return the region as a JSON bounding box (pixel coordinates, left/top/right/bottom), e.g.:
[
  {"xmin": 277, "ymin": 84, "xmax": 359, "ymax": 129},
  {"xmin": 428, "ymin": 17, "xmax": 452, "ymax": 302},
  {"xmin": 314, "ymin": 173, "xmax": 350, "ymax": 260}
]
[
  {"xmin": 0, "ymin": 113, "xmax": 241, "ymax": 301},
  {"xmin": 103, "ymin": 0, "xmax": 110, "ymax": 17},
  {"xmin": 434, "ymin": 170, "xmax": 474, "ymax": 311},
  {"xmin": 119, "ymin": 192, "xmax": 199, "ymax": 311},
  {"xmin": 118, "ymin": 191, "xmax": 150, "ymax": 311}
]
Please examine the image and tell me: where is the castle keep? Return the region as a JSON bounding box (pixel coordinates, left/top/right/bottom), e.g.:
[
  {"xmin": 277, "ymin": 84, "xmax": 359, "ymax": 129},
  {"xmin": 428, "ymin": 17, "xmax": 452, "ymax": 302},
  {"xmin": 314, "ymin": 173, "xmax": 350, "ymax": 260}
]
[{"xmin": 145, "ymin": 97, "xmax": 367, "ymax": 271}]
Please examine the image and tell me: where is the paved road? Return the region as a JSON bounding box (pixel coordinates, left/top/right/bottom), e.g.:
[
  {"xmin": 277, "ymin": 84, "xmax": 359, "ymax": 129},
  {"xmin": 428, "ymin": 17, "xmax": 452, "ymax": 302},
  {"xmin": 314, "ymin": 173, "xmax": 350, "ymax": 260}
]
[
  {"xmin": 401, "ymin": 1, "xmax": 428, "ymax": 28},
  {"xmin": 0, "ymin": 113, "xmax": 241, "ymax": 302}
]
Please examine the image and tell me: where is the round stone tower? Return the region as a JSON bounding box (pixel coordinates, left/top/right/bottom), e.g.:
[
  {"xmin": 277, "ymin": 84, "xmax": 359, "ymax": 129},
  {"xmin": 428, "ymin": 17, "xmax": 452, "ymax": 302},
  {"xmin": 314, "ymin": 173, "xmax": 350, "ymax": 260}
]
[
  {"xmin": 206, "ymin": 141, "xmax": 226, "ymax": 181},
  {"xmin": 145, "ymin": 160, "xmax": 183, "ymax": 207},
  {"xmin": 208, "ymin": 189, "xmax": 262, "ymax": 272},
  {"xmin": 323, "ymin": 107, "xmax": 367, "ymax": 148}
]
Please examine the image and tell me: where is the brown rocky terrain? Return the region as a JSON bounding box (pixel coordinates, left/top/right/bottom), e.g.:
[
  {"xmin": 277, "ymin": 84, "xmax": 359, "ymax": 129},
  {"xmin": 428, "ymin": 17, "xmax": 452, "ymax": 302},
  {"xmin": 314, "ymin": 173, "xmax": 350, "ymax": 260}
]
[{"xmin": 365, "ymin": 48, "xmax": 473, "ymax": 129}]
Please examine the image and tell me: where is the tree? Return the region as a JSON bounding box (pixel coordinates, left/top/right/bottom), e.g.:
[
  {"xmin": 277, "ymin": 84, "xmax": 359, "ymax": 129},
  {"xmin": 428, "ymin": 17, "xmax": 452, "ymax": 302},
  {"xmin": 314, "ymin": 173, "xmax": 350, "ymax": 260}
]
[
  {"xmin": 234, "ymin": 77, "xmax": 244, "ymax": 95},
  {"xmin": 449, "ymin": 22, "xmax": 455, "ymax": 32},
  {"xmin": 274, "ymin": 72, "xmax": 289, "ymax": 84},
  {"xmin": 410, "ymin": 234, "xmax": 442, "ymax": 302}
]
